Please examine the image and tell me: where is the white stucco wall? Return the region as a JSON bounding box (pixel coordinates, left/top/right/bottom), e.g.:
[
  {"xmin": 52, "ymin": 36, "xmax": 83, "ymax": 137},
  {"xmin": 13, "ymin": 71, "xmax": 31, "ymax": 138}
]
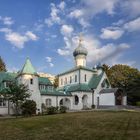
[{"xmin": 99, "ymin": 93, "xmax": 115, "ymax": 106}]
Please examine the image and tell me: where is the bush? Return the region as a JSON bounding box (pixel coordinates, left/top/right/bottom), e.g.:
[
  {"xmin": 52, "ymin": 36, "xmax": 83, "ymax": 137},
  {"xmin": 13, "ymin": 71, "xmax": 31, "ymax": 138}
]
[
  {"xmin": 21, "ymin": 100, "xmax": 36, "ymax": 116},
  {"xmin": 59, "ymin": 106, "xmax": 67, "ymax": 113},
  {"xmin": 46, "ymin": 106, "xmax": 58, "ymax": 115},
  {"xmin": 136, "ymin": 102, "xmax": 140, "ymax": 107},
  {"xmin": 91, "ymin": 104, "xmax": 95, "ymax": 109}
]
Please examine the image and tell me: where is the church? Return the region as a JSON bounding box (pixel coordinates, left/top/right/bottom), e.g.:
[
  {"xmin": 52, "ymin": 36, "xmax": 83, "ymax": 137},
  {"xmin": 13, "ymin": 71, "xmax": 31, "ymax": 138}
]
[{"xmin": 0, "ymin": 37, "xmax": 127, "ymax": 115}]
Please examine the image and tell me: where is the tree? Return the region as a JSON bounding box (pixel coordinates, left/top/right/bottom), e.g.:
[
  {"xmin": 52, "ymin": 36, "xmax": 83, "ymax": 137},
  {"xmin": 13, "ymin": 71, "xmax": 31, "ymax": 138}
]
[
  {"xmin": 21, "ymin": 100, "xmax": 36, "ymax": 116},
  {"xmin": 0, "ymin": 56, "xmax": 6, "ymax": 72},
  {"xmin": 0, "ymin": 82, "xmax": 30, "ymax": 117},
  {"xmin": 102, "ymin": 64, "xmax": 140, "ymax": 105},
  {"xmin": 53, "ymin": 76, "xmax": 59, "ymax": 88}
]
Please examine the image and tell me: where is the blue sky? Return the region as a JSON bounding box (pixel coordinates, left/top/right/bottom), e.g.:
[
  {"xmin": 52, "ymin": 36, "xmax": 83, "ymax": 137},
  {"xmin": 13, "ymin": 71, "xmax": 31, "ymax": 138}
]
[{"xmin": 0, "ymin": 0, "xmax": 140, "ymax": 75}]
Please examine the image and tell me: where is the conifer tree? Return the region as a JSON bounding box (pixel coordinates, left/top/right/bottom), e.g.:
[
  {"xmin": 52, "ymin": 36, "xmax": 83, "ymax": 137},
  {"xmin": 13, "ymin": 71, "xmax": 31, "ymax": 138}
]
[{"xmin": 0, "ymin": 56, "xmax": 6, "ymax": 72}]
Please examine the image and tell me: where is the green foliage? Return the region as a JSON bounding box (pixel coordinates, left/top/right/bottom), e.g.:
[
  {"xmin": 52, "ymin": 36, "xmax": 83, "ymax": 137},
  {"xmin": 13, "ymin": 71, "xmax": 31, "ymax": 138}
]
[
  {"xmin": 91, "ymin": 104, "xmax": 95, "ymax": 109},
  {"xmin": 46, "ymin": 106, "xmax": 58, "ymax": 115},
  {"xmin": 53, "ymin": 76, "xmax": 59, "ymax": 88},
  {"xmin": 102, "ymin": 64, "xmax": 140, "ymax": 105},
  {"xmin": 0, "ymin": 56, "xmax": 6, "ymax": 72},
  {"xmin": 136, "ymin": 102, "xmax": 140, "ymax": 106},
  {"xmin": 0, "ymin": 82, "xmax": 30, "ymax": 117},
  {"xmin": 21, "ymin": 100, "xmax": 36, "ymax": 116},
  {"xmin": 59, "ymin": 106, "xmax": 67, "ymax": 113}
]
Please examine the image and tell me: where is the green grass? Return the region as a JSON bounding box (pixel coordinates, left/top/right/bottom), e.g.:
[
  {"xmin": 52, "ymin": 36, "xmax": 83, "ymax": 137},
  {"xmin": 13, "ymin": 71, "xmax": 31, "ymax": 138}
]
[{"xmin": 0, "ymin": 111, "xmax": 140, "ymax": 140}]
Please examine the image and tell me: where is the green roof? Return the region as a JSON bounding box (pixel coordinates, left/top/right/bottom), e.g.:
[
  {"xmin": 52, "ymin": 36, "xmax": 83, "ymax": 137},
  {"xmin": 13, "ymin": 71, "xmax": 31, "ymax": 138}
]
[
  {"xmin": 40, "ymin": 89, "xmax": 71, "ymax": 96},
  {"xmin": 58, "ymin": 66, "xmax": 96, "ymax": 76},
  {"xmin": 39, "ymin": 77, "xmax": 52, "ymax": 85},
  {"xmin": 20, "ymin": 58, "xmax": 37, "ymax": 75},
  {"xmin": 88, "ymin": 72, "xmax": 104, "ymax": 89},
  {"xmin": 0, "ymin": 72, "xmax": 17, "ymax": 90}
]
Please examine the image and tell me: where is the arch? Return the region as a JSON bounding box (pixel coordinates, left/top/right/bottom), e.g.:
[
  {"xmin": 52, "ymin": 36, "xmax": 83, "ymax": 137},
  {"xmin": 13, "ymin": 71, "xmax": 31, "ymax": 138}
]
[
  {"xmin": 46, "ymin": 98, "xmax": 52, "ymax": 107},
  {"xmin": 82, "ymin": 95, "xmax": 88, "ymax": 109},
  {"xmin": 59, "ymin": 98, "xmax": 71, "ymax": 109},
  {"xmin": 74, "ymin": 95, "xmax": 79, "ymax": 105}
]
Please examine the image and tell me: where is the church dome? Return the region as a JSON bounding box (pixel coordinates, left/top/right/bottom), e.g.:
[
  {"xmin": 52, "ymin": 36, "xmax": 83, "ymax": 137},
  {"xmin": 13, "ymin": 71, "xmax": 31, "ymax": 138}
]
[{"xmin": 73, "ymin": 43, "xmax": 88, "ymax": 57}]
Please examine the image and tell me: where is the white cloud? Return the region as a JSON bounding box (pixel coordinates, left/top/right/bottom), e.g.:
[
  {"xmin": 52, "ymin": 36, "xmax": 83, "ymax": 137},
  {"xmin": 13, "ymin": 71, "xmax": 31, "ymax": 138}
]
[
  {"xmin": 124, "ymin": 17, "xmax": 140, "ymax": 32},
  {"xmin": 58, "ymin": 1, "xmax": 66, "ymax": 10},
  {"xmin": 0, "ymin": 16, "xmax": 14, "ymax": 25},
  {"xmin": 45, "ymin": 3, "xmax": 61, "ymax": 26},
  {"xmin": 0, "ymin": 28, "xmax": 38, "ymax": 49},
  {"xmin": 100, "ymin": 28, "xmax": 124, "ymax": 40},
  {"xmin": 25, "ymin": 31, "xmax": 38, "ymax": 40},
  {"xmin": 46, "ymin": 56, "xmax": 52, "ymax": 62},
  {"xmin": 57, "ymin": 48, "xmax": 71, "ymax": 56},
  {"xmin": 57, "ymin": 34, "xmax": 130, "ymax": 66},
  {"xmin": 60, "ymin": 24, "xmax": 74, "ymax": 37},
  {"xmin": 69, "ymin": 9, "xmax": 83, "ymax": 18},
  {"xmin": 49, "ymin": 63, "xmax": 54, "ymax": 67},
  {"xmin": 121, "ymin": 0, "xmax": 140, "ymax": 17}
]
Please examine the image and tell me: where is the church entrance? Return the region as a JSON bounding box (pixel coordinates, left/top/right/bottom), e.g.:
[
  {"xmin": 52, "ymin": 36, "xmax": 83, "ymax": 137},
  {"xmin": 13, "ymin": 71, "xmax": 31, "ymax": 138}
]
[
  {"xmin": 82, "ymin": 95, "xmax": 88, "ymax": 109},
  {"xmin": 59, "ymin": 98, "xmax": 71, "ymax": 109}
]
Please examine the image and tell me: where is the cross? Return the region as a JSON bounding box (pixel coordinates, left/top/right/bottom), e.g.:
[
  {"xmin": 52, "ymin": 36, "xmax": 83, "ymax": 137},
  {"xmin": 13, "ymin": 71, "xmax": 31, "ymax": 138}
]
[{"xmin": 79, "ymin": 33, "xmax": 83, "ymax": 44}]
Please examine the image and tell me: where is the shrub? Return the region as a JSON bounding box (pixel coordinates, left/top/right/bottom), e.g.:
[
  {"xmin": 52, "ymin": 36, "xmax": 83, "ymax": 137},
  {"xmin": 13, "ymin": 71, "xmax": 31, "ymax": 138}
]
[
  {"xmin": 59, "ymin": 106, "xmax": 67, "ymax": 113},
  {"xmin": 21, "ymin": 100, "xmax": 36, "ymax": 116},
  {"xmin": 46, "ymin": 106, "xmax": 58, "ymax": 115},
  {"xmin": 91, "ymin": 104, "xmax": 95, "ymax": 109},
  {"xmin": 136, "ymin": 102, "xmax": 140, "ymax": 107}
]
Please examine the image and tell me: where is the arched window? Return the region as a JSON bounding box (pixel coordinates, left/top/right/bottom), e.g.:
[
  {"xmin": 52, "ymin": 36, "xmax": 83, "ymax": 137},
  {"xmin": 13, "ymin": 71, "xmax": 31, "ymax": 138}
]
[
  {"xmin": 46, "ymin": 99, "xmax": 52, "ymax": 107},
  {"xmin": 84, "ymin": 74, "xmax": 87, "ymax": 82},
  {"xmin": 75, "ymin": 75, "xmax": 77, "ymax": 82},
  {"xmin": 74, "ymin": 95, "xmax": 79, "ymax": 105}
]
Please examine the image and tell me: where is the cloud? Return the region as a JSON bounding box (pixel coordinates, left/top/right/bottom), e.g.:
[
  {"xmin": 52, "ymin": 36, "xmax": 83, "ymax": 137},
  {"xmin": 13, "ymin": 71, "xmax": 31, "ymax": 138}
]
[
  {"xmin": 57, "ymin": 34, "xmax": 130, "ymax": 66},
  {"xmin": 0, "ymin": 28, "xmax": 38, "ymax": 49},
  {"xmin": 121, "ymin": 0, "xmax": 140, "ymax": 17},
  {"xmin": 124, "ymin": 17, "xmax": 140, "ymax": 32},
  {"xmin": 46, "ymin": 57, "xmax": 52, "ymax": 62},
  {"xmin": 45, "ymin": 3, "xmax": 62, "ymax": 26},
  {"xmin": 45, "ymin": 56, "xmax": 54, "ymax": 67},
  {"xmin": 100, "ymin": 28, "xmax": 124, "ymax": 40},
  {"xmin": 25, "ymin": 31, "xmax": 38, "ymax": 40},
  {"xmin": 68, "ymin": 0, "xmax": 118, "ymax": 28},
  {"xmin": 60, "ymin": 24, "xmax": 74, "ymax": 37},
  {"xmin": 58, "ymin": 1, "xmax": 66, "ymax": 10},
  {"xmin": 0, "ymin": 16, "xmax": 14, "ymax": 25}
]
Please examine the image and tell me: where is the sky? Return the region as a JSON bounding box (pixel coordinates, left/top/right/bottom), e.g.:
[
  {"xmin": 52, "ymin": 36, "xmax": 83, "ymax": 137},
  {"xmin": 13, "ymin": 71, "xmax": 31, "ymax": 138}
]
[{"xmin": 0, "ymin": 0, "xmax": 140, "ymax": 75}]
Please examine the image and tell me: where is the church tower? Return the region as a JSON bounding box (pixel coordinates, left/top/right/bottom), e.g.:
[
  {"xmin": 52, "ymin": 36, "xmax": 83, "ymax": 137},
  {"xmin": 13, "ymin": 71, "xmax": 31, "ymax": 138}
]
[
  {"xmin": 73, "ymin": 35, "xmax": 88, "ymax": 67},
  {"xmin": 17, "ymin": 58, "xmax": 41, "ymax": 114}
]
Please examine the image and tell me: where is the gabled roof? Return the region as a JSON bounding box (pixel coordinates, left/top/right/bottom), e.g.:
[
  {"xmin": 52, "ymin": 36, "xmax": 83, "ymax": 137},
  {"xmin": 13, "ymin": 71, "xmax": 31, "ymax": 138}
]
[
  {"xmin": 19, "ymin": 58, "xmax": 38, "ymax": 75},
  {"xmin": 39, "ymin": 77, "xmax": 52, "ymax": 85},
  {"xmin": 58, "ymin": 66, "xmax": 96, "ymax": 76},
  {"xmin": 88, "ymin": 72, "xmax": 104, "ymax": 89}
]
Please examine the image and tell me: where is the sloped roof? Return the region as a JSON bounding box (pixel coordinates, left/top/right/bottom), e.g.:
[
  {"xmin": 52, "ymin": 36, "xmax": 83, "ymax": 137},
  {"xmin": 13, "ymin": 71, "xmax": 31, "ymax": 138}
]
[
  {"xmin": 39, "ymin": 77, "xmax": 52, "ymax": 85},
  {"xmin": 20, "ymin": 58, "xmax": 38, "ymax": 75},
  {"xmin": 58, "ymin": 66, "xmax": 96, "ymax": 76},
  {"xmin": 40, "ymin": 89, "xmax": 72, "ymax": 96},
  {"xmin": 88, "ymin": 72, "xmax": 104, "ymax": 89},
  {"xmin": 99, "ymin": 88, "xmax": 118, "ymax": 94}
]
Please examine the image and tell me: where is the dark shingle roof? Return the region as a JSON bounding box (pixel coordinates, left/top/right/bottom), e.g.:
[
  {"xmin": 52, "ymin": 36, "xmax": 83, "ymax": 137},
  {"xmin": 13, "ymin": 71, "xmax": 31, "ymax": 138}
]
[{"xmin": 99, "ymin": 88, "xmax": 118, "ymax": 94}]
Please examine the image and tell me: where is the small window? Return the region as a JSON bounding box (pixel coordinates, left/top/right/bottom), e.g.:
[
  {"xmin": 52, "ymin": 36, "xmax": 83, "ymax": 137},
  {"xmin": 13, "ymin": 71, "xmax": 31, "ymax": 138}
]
[
  {"xmin": 84, "ymin": 74, "xmax": 87, "ymax": 82},
  {"xmin": 0, "ymin": 98, "xmax": 6, "ymax": 107},
  {"xmin": 70, "ymin": 76, "xmax": 72, "ymax": 83},
  {"xmin": 46, "ymin": 99, "xmax": 52, "ymax": 107},
  {"xmin": 74, "ymin": 95, "xmax": 79, "ymax": 105},
  {"xmin": 65, "ymin": 77, "xmax": 67, "ymax": 84},
  {"xmin": 61, "ymin": 79, "xmax": 63, "ymax": 85},
  {"xmin": 30, "ymin": 79, "xmax": 33, "ymax": 85},
  {"xmin": 75, "ymin": 75, "xmax": 77, "ymax": 82}
]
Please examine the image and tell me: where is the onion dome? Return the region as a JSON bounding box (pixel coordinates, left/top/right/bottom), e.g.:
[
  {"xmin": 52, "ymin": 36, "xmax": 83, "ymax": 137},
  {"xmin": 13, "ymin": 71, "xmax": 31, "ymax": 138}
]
[{"xmin": 73, "ymin": 36, "xmax": 88, "ymax": 57}]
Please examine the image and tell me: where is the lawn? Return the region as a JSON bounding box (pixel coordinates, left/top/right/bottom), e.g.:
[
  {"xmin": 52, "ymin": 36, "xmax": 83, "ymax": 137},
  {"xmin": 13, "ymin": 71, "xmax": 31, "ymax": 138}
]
[{"xmin": 0, "ymin": 111, "xmax": 140, "ymax": 140}]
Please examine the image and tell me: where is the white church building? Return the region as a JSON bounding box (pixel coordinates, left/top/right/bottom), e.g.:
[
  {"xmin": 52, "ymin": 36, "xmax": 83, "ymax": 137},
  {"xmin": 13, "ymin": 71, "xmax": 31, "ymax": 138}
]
[{"xmin": 0, "ymin": 38, "xmax": 127, "ymax": 115}]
